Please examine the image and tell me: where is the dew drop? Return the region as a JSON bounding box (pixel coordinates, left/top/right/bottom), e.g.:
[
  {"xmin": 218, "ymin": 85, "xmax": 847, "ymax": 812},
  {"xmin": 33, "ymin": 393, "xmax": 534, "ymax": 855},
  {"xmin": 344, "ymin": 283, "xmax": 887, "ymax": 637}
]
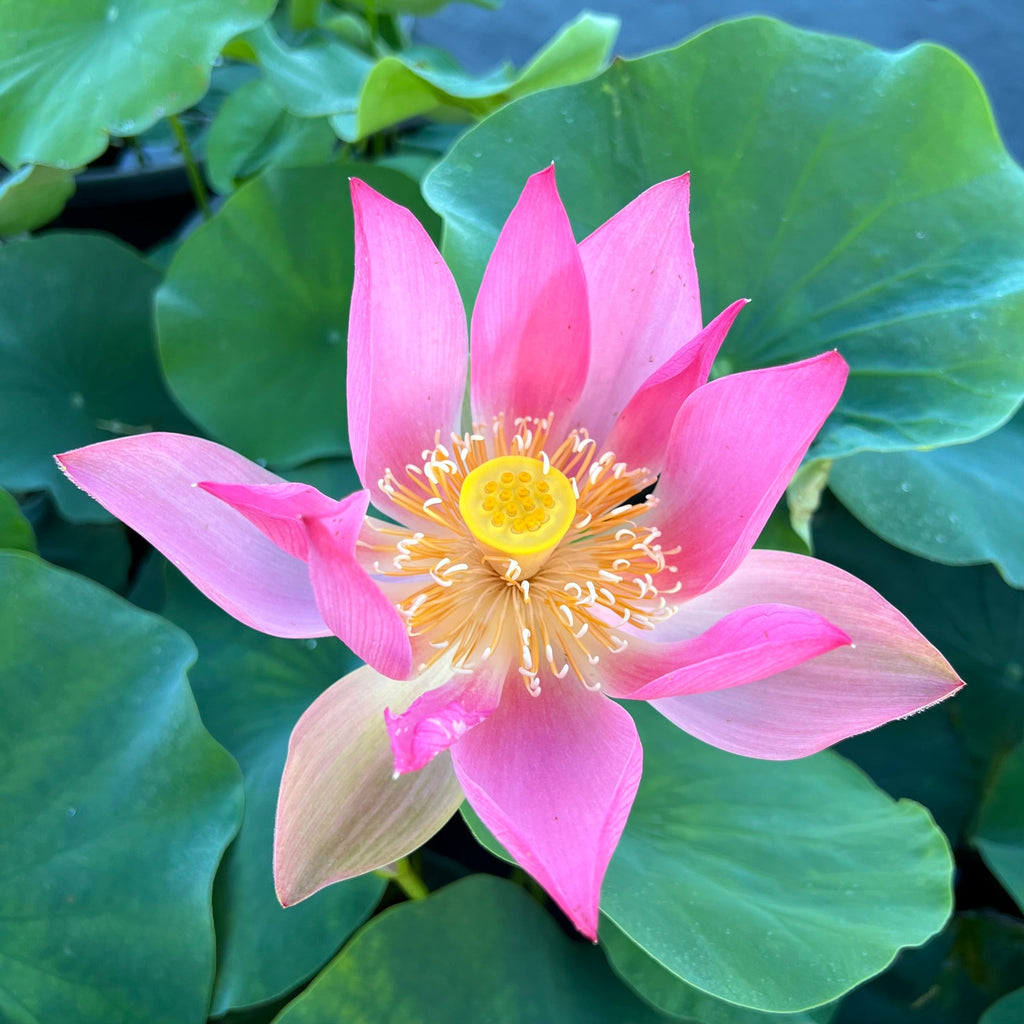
[
  {"xmin": 900, "ymin": 481, "xmax": 911, "ymax": 493},
  {"xmin": 105, "ymin": 4, "xmax": 119, "ymax": 23},
  {"xmin": 70, "ymin": 391, "xmax": 85, "ymax": 409},
  {"xmin": 326, "ymin": 327, "xmax": 342, "ymax": 345},
  {"xmin": 304, "ymin": 638, "xmax": 318, "ymax": 650},
  {"xmin": 66, "ymin": 807, "xmax": 77, "ymax": 817}
]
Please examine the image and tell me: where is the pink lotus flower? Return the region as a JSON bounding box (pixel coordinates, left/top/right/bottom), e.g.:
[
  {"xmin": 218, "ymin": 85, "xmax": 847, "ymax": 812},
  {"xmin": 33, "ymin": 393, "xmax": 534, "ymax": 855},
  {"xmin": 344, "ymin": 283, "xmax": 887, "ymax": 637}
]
[{"xmin": 57, "ymin": 168, "xmax": 962, "ymax": 939}]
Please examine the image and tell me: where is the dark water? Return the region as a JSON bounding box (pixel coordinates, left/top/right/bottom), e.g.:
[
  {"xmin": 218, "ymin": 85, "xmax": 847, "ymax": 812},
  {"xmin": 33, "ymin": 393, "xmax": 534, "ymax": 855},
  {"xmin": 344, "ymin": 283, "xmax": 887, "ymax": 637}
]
[{"xmin": 416, "ymin": 0, "xmax": 1024, "ymax": 162}]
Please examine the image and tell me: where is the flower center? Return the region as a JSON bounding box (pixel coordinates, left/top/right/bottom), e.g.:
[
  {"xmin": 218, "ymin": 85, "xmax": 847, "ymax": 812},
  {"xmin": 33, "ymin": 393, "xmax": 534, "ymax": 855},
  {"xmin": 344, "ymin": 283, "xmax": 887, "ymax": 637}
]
[
  {"xmin": 458, "ymin": 455, "xmax": 576, "ymax": 578},
  {"xmin": 367, "ymin": 415, "xmax": 678, "ymax": 693}
]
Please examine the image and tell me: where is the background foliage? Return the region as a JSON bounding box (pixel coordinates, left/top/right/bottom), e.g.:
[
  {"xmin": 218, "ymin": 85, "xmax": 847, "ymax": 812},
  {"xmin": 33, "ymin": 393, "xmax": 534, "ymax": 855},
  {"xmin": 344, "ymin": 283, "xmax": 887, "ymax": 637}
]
[{"xmin": 1, "ymin": 1, "xmax": 1022, "ymax": 1022}]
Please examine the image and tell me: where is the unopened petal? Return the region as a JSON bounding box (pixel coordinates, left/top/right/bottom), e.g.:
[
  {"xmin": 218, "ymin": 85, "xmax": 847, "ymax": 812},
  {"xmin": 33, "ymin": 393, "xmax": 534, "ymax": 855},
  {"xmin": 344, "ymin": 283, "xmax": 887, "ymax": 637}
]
[
  {"xmin": 574, "ymin": 174, "xmax": 703, "ymax": 446},
  {"xmin": 654, "ymin": 351, "xmax": 848, "ymax": 599},
  {"xmin": 56, "ymin": 433, "xmax": 329, "ymax": 637},
  {"xmin": 602, "ymin": 603, "xmax": 850, "ymax": 701},
  {"xmin": 452, "ymin": 678, "xmax": 642, "ymax": 940},
  {"xmin": 604, "ymin": 298, "xmax": 748, "ymax": 473},
  {"xmin": 470, "ymin": 166, "xmax": 590, "ymax": 426},
  {"xmin": 348, "ymin": 180, "xmax": 468, "ymax": 511},
  {"xmin": 275, "ymin": 663, "xmax": 464, "ymax": 906},
  {"xmin": 650, "ymin": 550, "xmax": 964, "ymax": 759}
]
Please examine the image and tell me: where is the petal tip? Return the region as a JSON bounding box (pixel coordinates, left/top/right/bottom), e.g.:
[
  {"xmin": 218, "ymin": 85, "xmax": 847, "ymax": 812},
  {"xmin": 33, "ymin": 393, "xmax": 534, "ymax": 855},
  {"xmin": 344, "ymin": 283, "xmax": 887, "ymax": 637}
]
[
  {"xmin": 376, "ymin": 637, "xmax": 414, "ymax": 682},
  {"xmin": 272, "ymin": 849, "xmax": 300, "ymax": 909}
]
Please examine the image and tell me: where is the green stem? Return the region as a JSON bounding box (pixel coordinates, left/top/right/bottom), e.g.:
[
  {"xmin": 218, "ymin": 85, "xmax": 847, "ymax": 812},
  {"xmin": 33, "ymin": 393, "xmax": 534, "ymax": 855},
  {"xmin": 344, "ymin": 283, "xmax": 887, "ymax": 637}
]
[
  {"xmin": 378, "ymin": 12, "xmax": 406, "ymax": 50},
  {"xmin": 168, "ymin": 114, "xmax": 211, "ymax": 221},
  {"xmin": 382, "ymin": 857, "xmax": 429, "ymax": 901},
  {"xmin": 365, "ymin": 0, "xmax": 379, "ymax": 43}
]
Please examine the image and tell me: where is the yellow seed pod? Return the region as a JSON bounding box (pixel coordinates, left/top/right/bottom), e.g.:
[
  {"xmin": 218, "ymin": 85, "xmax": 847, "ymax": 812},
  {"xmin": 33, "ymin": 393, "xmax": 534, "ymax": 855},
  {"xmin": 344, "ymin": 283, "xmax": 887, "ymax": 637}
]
[{"xmin": 459, "ymin": 455, "xmax": 576, "ymax": 575}]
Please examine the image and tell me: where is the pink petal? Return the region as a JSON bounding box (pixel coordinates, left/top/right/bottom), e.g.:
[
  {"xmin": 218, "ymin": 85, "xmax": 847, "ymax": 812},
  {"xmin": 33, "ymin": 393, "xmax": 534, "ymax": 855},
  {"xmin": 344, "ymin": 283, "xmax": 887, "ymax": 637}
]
[
  {"xmin": 470, "ymin": 166, "xmax": 590, "ymax": 426},
  {"xmin": 451, "ymin": 677, "xmax": 642, "ymax": 940},
  {"xmin": 654, "ymin": 351, "xmax": 848, "ymax": 599},
  {"xmin": 197, "ymin": 480, "xmax": 340, "ymax": 560},
  {"xmin": 199, "ymin": 481, "xmax": 412, "ymax": 678},
  {"xmin": 573, "ymin": 175, "xmax": 704, "ymax": 446},
  {"xmin": 603, "ymin": 298, "xmax": 748, "ymax": 473},
  {"xmin": 275, "ymin": 663, "xmax": 465, "ymax": 905},
  {"xmin": 56, "ymin": 433, "xmax": 329, "ymax": 638},
  {"xmin": 601, "ymin": 603, "xmax": 850, "ymax": 701},
  {"xmin": 304, "ymin": 497, "xmax": 412, "ymax": 680},
  {"xmin": 385, "ymin": 668, "xmax": 505, "ymax": 774},
  {"xmin": 650, "ymin": 550, "xmax": 964, "ymax": 759},
  {"xmin": 348, "ymin": 180, "xmax": 468, "ymax": 510}
]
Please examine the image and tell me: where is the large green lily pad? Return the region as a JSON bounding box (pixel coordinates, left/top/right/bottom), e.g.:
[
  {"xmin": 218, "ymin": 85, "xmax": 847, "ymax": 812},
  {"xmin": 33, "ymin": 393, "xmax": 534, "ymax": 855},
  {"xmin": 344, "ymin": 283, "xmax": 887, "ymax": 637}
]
[
  {"xmin": 0, "ymin": 551, "xmax": 242, "ymax": 1024},
  {"xmin": 464, "ymin": 701, "xmax": 953, "ymax": 1013},
  {"xmin": 205, "ymin": 78, "xmax": 336, "ymax": 194},
  {"xmin": 272, "ymin": 875, "xmax": 666, "ymax": 1024},
  {"xmin": 0, "ymin": 232, "xmax": 195, "ymax": 521},
  {"xmin": 0, "ymin": 164, "xmax": 75, "ymax": 235},
  {"xmin": 603, "ymin": 705, "xmax": 952, "ymax": 1010},
  {"xmin": 155, "ymin": 562, "xmax": 385, "ymax": 1014},
  {"xmin": 0, "ymin": 488, "xmax": 35, "ymax": 552},
  {"xmin": 243, "ymin": 23, "xmax": 374, "ymax": 119},
  {"xmin": 248, "ymin": 13, "xmax": 617, "ymax": 143},
  {"xmin": 830, "ymin": 407, "xmax": 1024, "ymax": 586},
  {"xmin": 982, "ymin": 988, "xmax": 1024, "ymax": 1024},
  {"xmin": 816, "ymin": 495, "xmax": 1024, "ymax": 842},
  {"xmin": 21, "ymin": 493, "xmax": 131, "ymax": 594},
  {"xmin": 331, "ymin": 13, "xmax": 619, "ymax": 142},
  {"xmin": 970, "ymin": 740, "xmax": 1024, "ymax": 914},
  {"xmin": 600, "ymin": 918, "xmax": 834, "ymax": 1024},
  {"xmin": 156, "ymin": 163, "xmax": 439, "ymax": 468},
  {"xmin": 424, "ymin": 17, "xmax": 1024, "ymax": 467},
  {"xmin": 0, "ymin": 0, "xmax": 274, "ymax": 168},
  {"xmin": 832, "ymin": 914, "xmax": 1024, "ymax": 1024}
]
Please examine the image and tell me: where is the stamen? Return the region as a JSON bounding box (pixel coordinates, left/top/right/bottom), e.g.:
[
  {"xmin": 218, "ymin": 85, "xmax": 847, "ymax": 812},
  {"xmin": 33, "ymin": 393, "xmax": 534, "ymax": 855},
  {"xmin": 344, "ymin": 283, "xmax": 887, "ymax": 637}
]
[{"xmin": 377, "ymin": 412, "xmax": 672, "ymax": 692}]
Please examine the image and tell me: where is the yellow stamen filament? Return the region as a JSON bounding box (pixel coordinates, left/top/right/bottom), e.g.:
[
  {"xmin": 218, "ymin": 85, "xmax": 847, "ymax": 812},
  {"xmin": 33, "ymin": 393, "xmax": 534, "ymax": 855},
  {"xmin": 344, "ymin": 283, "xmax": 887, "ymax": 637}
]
[{"xmin": 368, "ymin": 415, "xmax": 674, "ymax": 692}]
